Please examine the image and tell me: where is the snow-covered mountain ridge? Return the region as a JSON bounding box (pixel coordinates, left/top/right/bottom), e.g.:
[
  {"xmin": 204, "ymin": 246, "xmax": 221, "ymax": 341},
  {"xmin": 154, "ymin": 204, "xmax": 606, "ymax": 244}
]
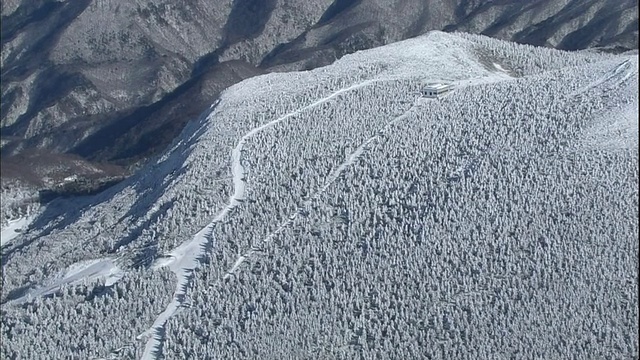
[
  {"xmin": 1, "ymin": 31, "xmax": 638, "ymax": 359},
  {"xmin": 3, "ymin": 0, "xmax": 637, "ymax": 181}
]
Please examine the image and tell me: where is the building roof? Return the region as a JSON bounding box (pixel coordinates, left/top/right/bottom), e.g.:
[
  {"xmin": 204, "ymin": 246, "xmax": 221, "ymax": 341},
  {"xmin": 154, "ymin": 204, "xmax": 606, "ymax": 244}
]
[{"xmin": 423, "ymin": 83, "xmax": 453, "ymax": 91}]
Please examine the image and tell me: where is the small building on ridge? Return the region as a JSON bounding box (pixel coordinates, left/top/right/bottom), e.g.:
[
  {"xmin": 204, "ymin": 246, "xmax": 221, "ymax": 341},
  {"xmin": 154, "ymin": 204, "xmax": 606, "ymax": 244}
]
[{"xmin": 421, "ymin": 83, "xmax": 454, "ymax": 98}]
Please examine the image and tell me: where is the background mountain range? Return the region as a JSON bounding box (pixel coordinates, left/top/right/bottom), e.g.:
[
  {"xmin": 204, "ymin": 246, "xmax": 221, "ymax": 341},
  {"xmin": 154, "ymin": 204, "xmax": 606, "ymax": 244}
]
[{"xmin": 1, "ymin": 0, "xmax": 638, "ymax": 194}]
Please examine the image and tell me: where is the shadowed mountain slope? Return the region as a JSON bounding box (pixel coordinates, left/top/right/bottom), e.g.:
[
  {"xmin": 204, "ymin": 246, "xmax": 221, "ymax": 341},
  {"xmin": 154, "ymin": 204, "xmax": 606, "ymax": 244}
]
[{"xmin": 1, "ymin": 0, "xmax": 637, "ymax": 191}]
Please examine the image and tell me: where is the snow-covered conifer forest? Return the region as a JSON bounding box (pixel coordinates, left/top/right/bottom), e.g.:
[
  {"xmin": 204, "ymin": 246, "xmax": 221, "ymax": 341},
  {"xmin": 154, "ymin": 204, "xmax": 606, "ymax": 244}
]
[{"xmin": 1, "ymin": 31, "xmax": 638, "ymax": 359}]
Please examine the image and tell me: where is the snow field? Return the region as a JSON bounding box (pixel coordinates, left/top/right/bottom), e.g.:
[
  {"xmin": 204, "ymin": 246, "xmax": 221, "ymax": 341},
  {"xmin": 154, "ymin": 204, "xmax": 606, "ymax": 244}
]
[
  {"xmin": 1, "ymin": 216, "xmax": 35, "ymax": 247},
  {"xmin": 1, "ymin": 31, "xmax": 636, "ymax": 360}
]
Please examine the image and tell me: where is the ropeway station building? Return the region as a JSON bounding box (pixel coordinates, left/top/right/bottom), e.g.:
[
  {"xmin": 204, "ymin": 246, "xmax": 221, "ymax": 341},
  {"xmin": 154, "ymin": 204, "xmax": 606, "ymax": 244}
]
[{"xmin": 421, "ymin": 83, "xmax": 454, "ymax": 98}]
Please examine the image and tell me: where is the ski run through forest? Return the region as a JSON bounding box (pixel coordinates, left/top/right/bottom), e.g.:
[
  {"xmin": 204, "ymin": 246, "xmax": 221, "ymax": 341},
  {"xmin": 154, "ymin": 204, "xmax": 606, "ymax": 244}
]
[{"xmin": 1, "ymin": 31, "xmax": 638, "ymax": 359}]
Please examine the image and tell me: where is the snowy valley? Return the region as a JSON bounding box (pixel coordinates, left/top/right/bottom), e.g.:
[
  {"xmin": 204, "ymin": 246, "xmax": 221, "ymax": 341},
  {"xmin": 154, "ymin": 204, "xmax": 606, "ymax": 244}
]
[{"xmin": 1, "ymin": 31, "xmax": 638, "ymax": 359}]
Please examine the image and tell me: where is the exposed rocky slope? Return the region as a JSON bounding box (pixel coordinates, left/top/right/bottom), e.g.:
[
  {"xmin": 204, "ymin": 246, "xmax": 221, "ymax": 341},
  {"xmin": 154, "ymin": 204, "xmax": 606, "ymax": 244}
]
[{"xmin": 1, "ymin": 0, "xmax": 637, "ymax": 190}]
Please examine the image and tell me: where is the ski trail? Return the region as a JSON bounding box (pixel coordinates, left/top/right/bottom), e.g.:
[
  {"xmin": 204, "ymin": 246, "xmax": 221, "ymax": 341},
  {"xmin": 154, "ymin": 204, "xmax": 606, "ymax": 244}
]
[
  {"xmin": 139, "ymin": 78, "xmax": 383, "ymax": 360},
  {"xmin": 1, "ymin": 215, "xmax": 35, "ymax": 247},
  {"xmin": 221, "ymin": 71, "xmax": 520, "ymax": 279},
  {"xmin": 6, "ymin": 258, "xmax": 122, "ymax": 306},
  {"xmin": 570, "ymin": 59, "xmax": 633, "ymax": 96},
  {"xmin": 223, "ymin": 102, "xmax": 418, "ymax": 280}
]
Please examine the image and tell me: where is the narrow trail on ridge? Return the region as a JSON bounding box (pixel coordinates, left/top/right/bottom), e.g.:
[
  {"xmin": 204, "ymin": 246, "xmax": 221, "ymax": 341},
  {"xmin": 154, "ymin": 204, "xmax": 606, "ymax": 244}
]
[
  {"xmin": 223, "ymin": 102, "xmax": 419, "ymax": 280},
  {"xmin": 571, "ymin": 59, "xmax": 635, "ymax": 96},
  {"xmin": 139, "ymin": 78, "xmax": 384, "ymax": 360},
  {"xmin": 221, "ymin": 71, "xmax": 521, "ymax": 280},
  {"xmin": 141, "ymin": 70, "xmax": 516, "ymax": 358}
]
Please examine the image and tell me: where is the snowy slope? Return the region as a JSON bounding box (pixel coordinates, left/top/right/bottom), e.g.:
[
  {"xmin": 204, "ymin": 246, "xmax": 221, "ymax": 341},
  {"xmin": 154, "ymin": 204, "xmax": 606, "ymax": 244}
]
[
  {"xmin": 1, "ymin": 31, "xmax": 637, "ymax": 360},
  {"xmin": 1, "ymin": 216, "xmax": 33, "ymax": 247}
]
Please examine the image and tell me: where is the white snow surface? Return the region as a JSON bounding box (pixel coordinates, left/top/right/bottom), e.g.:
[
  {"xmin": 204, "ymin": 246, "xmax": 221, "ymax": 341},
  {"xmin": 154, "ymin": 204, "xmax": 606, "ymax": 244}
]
[
  {"xmin": 8, "ymin": 258, "xmax": 122, "ymax": 305},
  {"xmin": 1, "ymin": 215, "xmax": 35, "ymax": 247},
  {"xmin": 141, "ymin": 78, "xmax": 387, "ymax": 358},
  {"xmin": 571, "ymin": 58, "xmax": 637, "ymax": 96},
  {"xmin": 140, "ymin": 31, "xmax": 519, "ymax": 358},
  {"xmin": 493, "ymin": 62, "xmax": 510, "ymax": 73},
  {"xmin": 423, "ymin": 83, "xmax": 452, "ymax": 90},
  {"xmin": 580, "ymin": 101, "xmax": 639, "ymax": 151},
  {"xmin": 223, "ymin": 99, "xmax": 419, "ymax": 279},
  {"xmin": 4, "ymin": 31, "xmax": 635, "ymax": 359}
]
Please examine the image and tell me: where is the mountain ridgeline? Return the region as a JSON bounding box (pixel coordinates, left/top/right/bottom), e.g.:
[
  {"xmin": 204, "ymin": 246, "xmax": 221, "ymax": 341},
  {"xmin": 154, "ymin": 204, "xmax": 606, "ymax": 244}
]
[
  {"xmin": 1, "ymin": 0, "xmax": 637, "ymax": 190},
  {"xmin": 1, "ymin": 32, "xmax": 637, "ymax": 359}
]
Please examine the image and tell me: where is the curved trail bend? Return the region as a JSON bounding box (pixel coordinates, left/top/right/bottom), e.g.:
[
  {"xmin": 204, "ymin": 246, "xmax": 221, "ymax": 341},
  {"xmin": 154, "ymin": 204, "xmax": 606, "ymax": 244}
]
[
  {"xmin": 223, "ymin": 102, "xmax": 419, "ymax": 280},
  {"xmin": 140, "ymin": 78, "xmax": 385, "ymax": 359}
]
